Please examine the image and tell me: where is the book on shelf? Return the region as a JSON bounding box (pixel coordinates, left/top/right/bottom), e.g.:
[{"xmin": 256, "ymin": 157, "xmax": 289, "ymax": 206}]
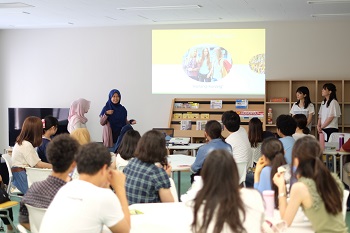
[
  {"xmin": 183, "ymin": 112, "xmax": 199, "ymax": 119},
  {"xmin": 174, "ymin": 103, "xmax": 184, "ymax": 108},
  {"xmin": 180, "ymin": 120, "xmax": 192, "ymax": 130},
  {"xmin": 173, "ymin": 113, "xmax": 182, "ymax": 119},
  {"xmin": 236, "ymin": 99, "xmax": 248, "ymax": 109},
  {"xmin": 201, "ymin": 113, "xmax": 210, "ymax": 119},
  {"xmin": 210, "ymin": 100, "xmax": 222, "ymax": 109},
  {"xmin": 236, "ymin": 111, "xmax": 264, "ymax": 120},
  {"xmin": 196, "ymin": 120, "xmax": 207, "ymax": 130}
]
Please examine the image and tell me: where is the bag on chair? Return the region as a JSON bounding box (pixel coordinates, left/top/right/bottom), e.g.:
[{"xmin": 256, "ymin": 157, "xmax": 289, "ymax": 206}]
[{"xmin": 0, "ymin": 186, "xmax": 10, "ymax": 204}]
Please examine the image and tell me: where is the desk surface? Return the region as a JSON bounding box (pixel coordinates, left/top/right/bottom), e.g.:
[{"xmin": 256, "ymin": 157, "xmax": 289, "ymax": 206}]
[{"xmin": 129, "ymin": 202, "xmax": 313, "ymax": 233}]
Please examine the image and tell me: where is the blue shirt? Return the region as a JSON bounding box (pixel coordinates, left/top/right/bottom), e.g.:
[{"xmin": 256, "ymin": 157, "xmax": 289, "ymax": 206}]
[
  {"xmin": 254, "ymin": 166, "xmax": 272, "ymax": 193},
  {"xmin": 190, "ymin": 138, "xmax": 232, "ymax": 173},
  {"xmin": 279, "ymin": 136, "xmax": 295, "ymax": 164}
]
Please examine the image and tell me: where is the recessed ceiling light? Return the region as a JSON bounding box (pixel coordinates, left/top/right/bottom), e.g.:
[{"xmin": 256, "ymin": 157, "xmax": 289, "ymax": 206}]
[
  {"xmin": 307, "ymin": 0, "xmax": 350, "ymax": 4},
  {"xmin": 117, "ymin": 5, "xmax": 202, "ymax": 11},
  {"xmin": 0, "ymin": 2, "xmax": 34, "ymax": 8}
]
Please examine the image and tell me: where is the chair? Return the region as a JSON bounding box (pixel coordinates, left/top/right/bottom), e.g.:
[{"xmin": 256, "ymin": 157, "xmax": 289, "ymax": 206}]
[
  {"xmin": 0, "ymin": 200, "xmax": 19, "ymax": 232},
  {"xmin": 236, "ymin": 162, "xmax": 248, "ymax": 186},
  {"xmin": 1, "ymin": 154, "xmax": 23, "ymax": 198},
  {"xmin": 25, "ymin": 204, "xmax": 47, "ymax": 233},
  {"xmin": 169, "ymin": 178, "xmax": 179, "ymax": 202},
  {"xmin": 342, "ymin": 189, "xmax": 349, "ymax": 221},
  {"xmin": 25, "ymin": 167, "xmax": 52, "ymax": 188}
]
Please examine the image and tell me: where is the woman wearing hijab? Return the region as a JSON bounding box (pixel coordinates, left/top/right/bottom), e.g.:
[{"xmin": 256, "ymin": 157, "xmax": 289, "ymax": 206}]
[
  {"xmin": 100, "ymin": 89, "xmax": 136, "ymax": 147},
  {"xmin": 67, "ymin": 98, "xmax": 90, "ymax": 133}
]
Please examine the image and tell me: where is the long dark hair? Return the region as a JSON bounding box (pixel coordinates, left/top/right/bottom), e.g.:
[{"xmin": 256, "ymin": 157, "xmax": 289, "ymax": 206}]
[
  {"xmin": 43, "ymin": 115, "xmax": 58, "ymax": 133},
  {"xmin": 248, "ymin": 117, "xmax": 263, "ymax": 147},
  {"xmin": 261, "ymin": 137, "xmax": 287, "ymax": 207},
  {"xmin": 117, "ymin": 129, "xmax": 141, "ymax": 160},
  {"xmin": 322, "ymin": 83, "xmax": 337, "ymax": 108},
  {"xmin": 292, "ymin": 136, "xmax": 342, "ymax": 215},
  {"xmin": 192, "ymin": 150, "xmax": 246, "ymax": 233},
  {"xmin": 296, "ymin": 86, "xmax": 312, "ymax": 109},
  {"xmin": 199, "ymin": 48, "xmax": 211, "ymax": 70}
]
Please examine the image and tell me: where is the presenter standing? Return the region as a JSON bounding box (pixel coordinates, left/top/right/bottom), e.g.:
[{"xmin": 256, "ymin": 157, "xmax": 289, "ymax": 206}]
[
  {"xmin": 290, "ymin": 86, "xmax": 315, "ymax": 131},
  {"xmin": 100, "ymin": 89, "xmax": 136, "ymax": 147}
]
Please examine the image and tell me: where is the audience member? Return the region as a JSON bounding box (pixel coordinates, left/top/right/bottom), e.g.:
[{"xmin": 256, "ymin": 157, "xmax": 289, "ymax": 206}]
[
  {"xmin": 248, "ymin": 117, "xmax": 275, "ymax": 166},
  {"xmin": 254, "ymin": 138, "xmax": 287, "ymax": 206},
  {"xmin": 115, "ymin": 129, "xmax": 141, "ymax": 169},
  {"xmin": 190, "ymin": 120, "xmax": 232, "ymax": 183},
  {"xmin": 273, "ymin": 136, "xmax": 347, "ymax": 232},
  {"xmin": 19, "ymin": 134, "xmax": 79, "ymax": 230},
  {"xmin": 123, "ymin": 130, "xmax": 174, "ymax": 205},
  {"xmin": 100, "ymin": 89, "xmax": 136, "ymax": 147},
  {"xmin": 292, "ymin": 114, "xmax": 315, "ymax": 141},
  {"xmin": 11, "ymin": 116, "xmax": 52, "ymax": 194},
  {"xmin": 67, "ymin": 98, "xmax": 90, "ymax": 133},
  {"xmin": 40, "ymin": 142, "xmax": 130, "ymax": 233},
  {"xmin": 317, "ymin": 83, "xmax": 341, "ymax": 141},
  {"xmin": 221, "ymin": 111, "xmax": 252, "ymax": 165},
  {"xmin": 191, "ymin": 150, "xmax": 264, "ymax": 233},
  {"xmin": 37, "ymin": 115, "xmax": 58, "ymax": 163},
  {"xmin": 276, "ymin": 114, "xmax": 296, "ymax": 164},
  {"xmin": 290, "ymin": 86, "xmax": 315, "ymax": 131}
]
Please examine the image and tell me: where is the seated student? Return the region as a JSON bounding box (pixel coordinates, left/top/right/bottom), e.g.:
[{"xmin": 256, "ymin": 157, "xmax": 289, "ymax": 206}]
[
  {"xmin": 115, "ymin": 129, "xmax": 141, "ymax": 169},
  {"xmin": 273, "ymin": 136, "xmax": 347, "ymax": 232},
  {"xmin": 191, "ymin": 149, "xmax": 265, "ymax": 233},
  {"xmin": 276, "ymin": 114, "xmax": 297, "ymax": 164},
  {"xmin": 37, "ymin": 115, "xmax": 58, "ymax": 163},
  {"xmin": 123, "ymin": 130, "xmax": 174, "ymax": 205},
  {"xmin": 19, "ymin": 134, "xmax": 79, "ymax": 231},
  {"xmin": 254, "ymin": 138, "xmax": 287, "ymax": 206},
  {"xmin": 221, "ymin": 111, "xmax": 252, "ymax": 165},
  {"xmin": 292, "ymin": 114, "xmax": 315, "ymax": 141},
  {"xmin": 190, "ymin": 120, "xmax": 232, "ymax": 183},
  {"xmin": 11, "ymin": 116, "xmax": 52, "ymax": 194},
  {"xmin": 40, "ymin": 142, "xmax": 130, "ymax": 233}
]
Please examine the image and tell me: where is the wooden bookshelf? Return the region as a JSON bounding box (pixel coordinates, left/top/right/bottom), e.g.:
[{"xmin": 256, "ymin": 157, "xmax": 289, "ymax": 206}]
[{"xmin": 168, "ymin": 98, "xmax": 265, "ymax": 143}]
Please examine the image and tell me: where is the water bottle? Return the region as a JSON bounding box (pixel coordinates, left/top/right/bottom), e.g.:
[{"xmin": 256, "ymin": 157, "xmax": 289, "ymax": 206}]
[{"xmin": 339, "ymin": 134, "xmax": 345, "ymax": 150}]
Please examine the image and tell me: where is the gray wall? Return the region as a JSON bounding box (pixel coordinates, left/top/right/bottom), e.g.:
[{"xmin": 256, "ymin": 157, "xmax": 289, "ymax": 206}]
[{"xmin": 1, "ymin": 20, "xmax": 350, "ymax": 150}]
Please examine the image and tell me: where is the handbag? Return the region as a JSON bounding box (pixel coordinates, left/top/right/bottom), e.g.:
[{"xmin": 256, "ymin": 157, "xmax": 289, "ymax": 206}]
[{"xmin": 0, "ymin": 186, "xmax": 10, "ymax": 204}]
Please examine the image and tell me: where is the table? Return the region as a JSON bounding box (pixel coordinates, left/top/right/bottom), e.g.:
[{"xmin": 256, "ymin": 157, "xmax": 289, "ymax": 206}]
[
  {"xmin": 167, "ymin": 143, "xmax": 203, "ymax": 157},
  {"xmin": 128, "ymin": 202, "xmax": 313, "ymax": 233},
  {"xmin": 168, "ymin": 154, "xmax": 196, "ymax": 196},
  {"xmin": 323, "ymin": 149, "xmax": 350, "ymax": 180}
]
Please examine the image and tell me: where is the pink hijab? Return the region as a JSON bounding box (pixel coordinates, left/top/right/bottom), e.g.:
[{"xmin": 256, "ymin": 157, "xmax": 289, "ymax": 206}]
[{"xmin": 67, "ymin": 98, "xmax": 90, "ymax": 133}]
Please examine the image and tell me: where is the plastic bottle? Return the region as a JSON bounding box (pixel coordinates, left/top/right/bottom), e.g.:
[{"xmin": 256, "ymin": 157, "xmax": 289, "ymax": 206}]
[{"xmin": 267, "ymin": 108, "xmax": 273, "ymax": 125}]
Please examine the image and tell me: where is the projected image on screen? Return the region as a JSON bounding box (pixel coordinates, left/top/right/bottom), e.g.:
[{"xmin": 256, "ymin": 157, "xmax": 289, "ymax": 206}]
[
  {"xmin": 182, "ymin": 45, "xmax": 232, "ymax": 82},
  {"xmin": 152, "ymin": 29, "xmax": 265, "ymax": 96}
]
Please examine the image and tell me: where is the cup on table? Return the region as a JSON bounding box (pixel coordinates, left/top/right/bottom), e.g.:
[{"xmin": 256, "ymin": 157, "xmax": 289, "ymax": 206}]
[{"xmin": 263, "ymin": 190, "xmax": 275, "ymax": 218}]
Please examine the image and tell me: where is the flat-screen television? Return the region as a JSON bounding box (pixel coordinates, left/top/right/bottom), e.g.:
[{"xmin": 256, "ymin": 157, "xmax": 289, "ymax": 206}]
[
  {"xmin": 152, "ymin": 29, "xmax": 265, "ymax": 96},
  {"xmin": 8, "ymin": 108, "xmax": 70, "ymax": 147}
]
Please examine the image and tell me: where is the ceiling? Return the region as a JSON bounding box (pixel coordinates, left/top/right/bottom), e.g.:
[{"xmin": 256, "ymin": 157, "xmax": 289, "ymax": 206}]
[{"xmin": 1, "ymin": 0, "xmax": 350, "ymax": 29}]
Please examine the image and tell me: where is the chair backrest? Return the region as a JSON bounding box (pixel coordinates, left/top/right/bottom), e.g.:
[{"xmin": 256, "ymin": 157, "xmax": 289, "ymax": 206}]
[
  {"xmin": 169, "ymin": 178, "xmax": 179, "ymax": 202},
  {"xmin": 25, "ymin": 167, "xmax": 52, "ymax": 188},
  {"xmin": 329, "ymin": 133, "xmax": 350, "ymax": 147},
  {"xmin": 117, "ymin": 165, "xmax": 126, "ymax": 172},
  {"xmin": 236, "ymin": 162, "xmax": 248, "ymax": 185},
  {"xmin": 342, "ymin": 189, "xmax": 349, "ymax": 221},
  {"xmin": 1, "ymin": 154, "xmax": 14, "ymax": 194},
  {"xmin": 25, "ymin": 204, "xmax": 47, "ymax": 233}
]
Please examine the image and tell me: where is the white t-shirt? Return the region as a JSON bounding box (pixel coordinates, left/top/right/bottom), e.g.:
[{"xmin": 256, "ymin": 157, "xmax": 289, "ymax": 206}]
[
  {"xmin": 12, "ymin": 140, "xmax": 41, "ymax": 168},
  {"xmin": 116, "ymin": 153, "xmax": 129, "ymax": 168},
  {"xmin": 290, "ymin": 102, "xmax": 315, "ymax": 130},
  {"xmin": 193, "ymin": 188, "xmax": 265, "ymax": 233},
  {"xmin": 225, "ymin": 127, "xmax": 252, "ymax": 164},
  {"xmin": 40, "ymin": 180, "xmax": 124, "ymax": 233},
  {"xmin": 318, "ymin": 99, "xmax": 341, "ymax": 129}
]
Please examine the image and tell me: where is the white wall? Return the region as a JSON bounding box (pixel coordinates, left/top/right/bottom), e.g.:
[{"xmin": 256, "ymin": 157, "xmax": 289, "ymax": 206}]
[{"xmin": 1, "ymin": 20, "xmax": 350, "ymax": 150}]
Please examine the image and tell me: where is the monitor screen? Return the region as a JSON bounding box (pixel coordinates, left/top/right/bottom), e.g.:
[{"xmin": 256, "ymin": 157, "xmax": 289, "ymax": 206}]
[{"xmin": 8, "ymin": 108, "xmax": 69, "ymax": 146}]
